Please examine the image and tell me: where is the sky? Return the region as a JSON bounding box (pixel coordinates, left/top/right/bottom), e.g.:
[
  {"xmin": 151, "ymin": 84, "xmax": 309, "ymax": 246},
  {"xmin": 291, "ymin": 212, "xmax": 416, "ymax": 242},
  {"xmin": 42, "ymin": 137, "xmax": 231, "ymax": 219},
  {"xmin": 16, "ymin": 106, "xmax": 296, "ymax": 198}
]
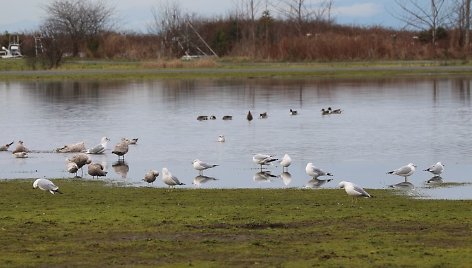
[{"xmin": 0, "ymin": 0, "xmax": 402, "ymax": 33}]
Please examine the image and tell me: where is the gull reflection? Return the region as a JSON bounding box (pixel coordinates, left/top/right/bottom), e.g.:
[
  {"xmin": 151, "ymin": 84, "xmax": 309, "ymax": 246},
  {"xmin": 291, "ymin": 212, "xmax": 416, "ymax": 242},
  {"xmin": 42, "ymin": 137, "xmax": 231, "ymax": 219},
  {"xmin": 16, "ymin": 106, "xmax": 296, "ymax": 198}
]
[
  {"xmin": 305, "ymin": 178, "xmax": 333, "ymax": 189},
  {"xmin": 193, "ymin": 175, "xmax": 218, "ymax": 187},
  {"xmin": 279, "ymin": 172, "xmax": 292, "ymax": 186},
  {"xmin": 426, "ymin": 176, "xmax": 443, "ymax": 184},
  {"xmin": 113, "ymin": 161, "xmax": 129, "ymax": 179},
  {"xmin": 389, "ymin": 181, "xmax": 415, "ymax": 190},
  {"xmin": 253, "ymin": 171, "xmax": 278, "ymax": 182}
]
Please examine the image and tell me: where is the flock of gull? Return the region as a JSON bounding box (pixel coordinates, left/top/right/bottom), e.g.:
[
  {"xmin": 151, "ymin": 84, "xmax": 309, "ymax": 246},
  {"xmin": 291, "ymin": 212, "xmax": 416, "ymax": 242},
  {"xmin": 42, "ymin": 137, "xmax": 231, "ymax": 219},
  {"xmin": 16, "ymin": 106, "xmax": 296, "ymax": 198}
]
[
  {"xmin": 1, "ymin": 105, "xmax": 446, "ymax": 199},
  {"xmin": 1, "ymin": 137, "xmax": 445, "ymax": 200}
]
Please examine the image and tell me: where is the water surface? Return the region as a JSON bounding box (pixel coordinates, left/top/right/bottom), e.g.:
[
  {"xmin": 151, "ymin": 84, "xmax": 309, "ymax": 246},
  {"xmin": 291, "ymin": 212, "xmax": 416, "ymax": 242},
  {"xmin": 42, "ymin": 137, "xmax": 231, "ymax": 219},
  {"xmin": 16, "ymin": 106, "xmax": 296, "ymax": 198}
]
[{"xmin": 0, "ymin": 78, "xmax": 471, "ymax": 199}]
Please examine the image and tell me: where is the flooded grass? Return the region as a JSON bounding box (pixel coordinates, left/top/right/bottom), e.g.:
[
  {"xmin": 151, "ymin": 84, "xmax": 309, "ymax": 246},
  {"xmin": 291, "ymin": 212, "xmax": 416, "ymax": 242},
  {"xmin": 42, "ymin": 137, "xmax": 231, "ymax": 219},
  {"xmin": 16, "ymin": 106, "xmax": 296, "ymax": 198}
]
[
  {"xmin": 0, "ymin": 179, "xmax": 471, "ymax": 267},
  {"xmin": 2, "ymin": 59, "xmax": 472, "ymax": 80}
]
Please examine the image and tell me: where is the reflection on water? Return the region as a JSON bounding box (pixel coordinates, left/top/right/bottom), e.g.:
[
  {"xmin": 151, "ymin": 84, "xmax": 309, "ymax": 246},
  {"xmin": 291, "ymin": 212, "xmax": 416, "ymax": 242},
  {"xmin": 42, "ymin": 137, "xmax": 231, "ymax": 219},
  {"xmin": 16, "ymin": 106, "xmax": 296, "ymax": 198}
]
[
  {"xmin": 113, "ymin": 161, "xmax": 129, "ymax": 179},
  {"xmin": 1, "ymin": 78, "xmax": 472, "ymax": 199},
  {"xmin": 427, "ymin": 176, "xmax": 444, "ymax": 184},
  {"xmin": 253, "ymin": 171, "xmax": 278, "ymax": 183},
  {"xmin": 193, "ymin": 175, "xmax": 217, "ymax": 187},
  {"xmin": 305, "ymin": 178, "xmax": 333, "ymax": 189}
]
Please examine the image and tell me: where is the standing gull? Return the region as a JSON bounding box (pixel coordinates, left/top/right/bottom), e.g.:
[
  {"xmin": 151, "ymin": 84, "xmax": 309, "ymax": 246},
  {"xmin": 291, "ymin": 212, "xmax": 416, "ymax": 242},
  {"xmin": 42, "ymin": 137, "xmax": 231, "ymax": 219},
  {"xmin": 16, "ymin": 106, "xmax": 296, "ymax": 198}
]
[
  {"xmin": 387, "ymin": 163, "xmax": 416, "ymax": 181},
  {"xmin": 86, "ymin": 137, "xmax": 110, "ymax": 154},
  {"xmin": 192, "ymin": 159, "xmax": 219, "ymax": 175},
  {"xmin": 88, "ymin": 163, "xmax": 108, "ymax": 179},
  {"xmin": 0, "ymin": 141, "xmax": 14, "ymax": 151},
  {"xmin": 338, "ymin": 181, "xmax": 371, "ymax": 199},
  {"xmin": 305, "ymin": 162, "xmax": 333, "ymax": 179},
  {"xmin": 12, "ymin": 140, "xmax": 28, "ymax": 154},
  {"xmin": 143, "ymin": 170, "xmax": 159, "ymax": 184},
  {"xmin": 252, "ymin": 154, "xmax": 278, "ymax": 170},
  {"xmin": 280, "ymin": 154, "xmax": 292, "ymax": 171},
  {"xmin": 424, "ymin": 162, "xmax": 444, "ymax": 176},
  {"xmin": 162, "ymin": 168, "xmax": 185, "ymax": 188},
  {"xmin": 112, "ymin": 138, "xmax": 130, "ymax": 161},
  {"xmin": 68, "ymin": 153, "xmax": 92, "ymax": 177},
  {"xmin": 289, "ymin": 109, "xmax": 298, "ymax": 115},
  {"xmin": 33, "ymin": 178, "xmax": 62, "ymax": 195},
  {"xmin": 65, "ymin": 160, "xmax": 79, "ymax": 177}
]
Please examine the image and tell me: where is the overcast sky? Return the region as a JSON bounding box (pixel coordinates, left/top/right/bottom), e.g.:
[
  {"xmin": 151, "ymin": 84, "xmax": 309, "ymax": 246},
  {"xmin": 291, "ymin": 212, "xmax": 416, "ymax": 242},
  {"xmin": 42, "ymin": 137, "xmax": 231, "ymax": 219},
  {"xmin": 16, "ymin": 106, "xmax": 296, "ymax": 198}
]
[{"xmin": 0, "ymin": 0, "xmax": 401, "ymax": 33}]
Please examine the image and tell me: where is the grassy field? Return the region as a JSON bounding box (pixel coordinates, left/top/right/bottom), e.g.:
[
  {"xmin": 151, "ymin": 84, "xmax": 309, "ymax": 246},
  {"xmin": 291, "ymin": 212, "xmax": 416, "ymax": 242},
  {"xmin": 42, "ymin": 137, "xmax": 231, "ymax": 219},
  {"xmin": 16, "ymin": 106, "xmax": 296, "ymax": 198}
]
[
  {"xmin": 3, "ymin": 58, "xmax": 472, "ymax": 80},
  {"xmin": 0, "ymin": 179, "xmax": 471, "ymax": 267}
]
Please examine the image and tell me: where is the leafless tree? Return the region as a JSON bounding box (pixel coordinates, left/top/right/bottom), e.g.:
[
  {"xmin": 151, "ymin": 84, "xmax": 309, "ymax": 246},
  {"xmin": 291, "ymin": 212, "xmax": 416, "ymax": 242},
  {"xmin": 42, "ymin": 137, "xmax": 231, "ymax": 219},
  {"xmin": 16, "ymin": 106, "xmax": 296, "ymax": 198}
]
[
  {"xmin": 451, "ymin": 0, "xmax": 471, "ymax": 49},
  {"xmin": 149, "ymin": 1, "xmax": 188, "ymax": 57},
  {"xmin": 394, "ymin": 0, "xmax": 451, "ymax": 44},
  {"xmin": 41, "ymin": 0, "xmax": 115, "ymax": 57},
  {"xmin": 274, "ymin": 0, "xmax": 334, "ymax": 35}
]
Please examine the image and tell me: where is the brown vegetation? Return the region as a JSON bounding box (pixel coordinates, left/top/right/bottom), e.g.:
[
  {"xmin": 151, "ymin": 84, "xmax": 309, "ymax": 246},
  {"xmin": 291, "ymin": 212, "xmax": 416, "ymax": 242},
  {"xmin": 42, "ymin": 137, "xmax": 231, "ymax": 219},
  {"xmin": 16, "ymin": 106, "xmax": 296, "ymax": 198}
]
[{"xmin": 1, "ymin": 18, "xmax": 470, "ymax": 65}]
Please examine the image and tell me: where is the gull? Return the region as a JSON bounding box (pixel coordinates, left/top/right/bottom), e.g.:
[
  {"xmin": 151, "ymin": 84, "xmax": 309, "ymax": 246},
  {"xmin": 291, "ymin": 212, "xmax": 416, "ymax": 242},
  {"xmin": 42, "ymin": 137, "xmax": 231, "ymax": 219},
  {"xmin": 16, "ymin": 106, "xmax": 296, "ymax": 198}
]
[
  {"xmin": 0, "ymin": 141, "xmax": 14, "ymax": 151},
  {"xmin": 192, "ymin": 159, "xmax": 219, "ymax": 175},
  {"xmin": 321, "ymin": 109, "xmax": 330, "ymax": 115},
  {"xmin": 338, "ymin": 181, "xmax": 371, "ymax": 199},
  {"xmin": 387, "ymin": 163, "xmax": 416, "ymax": 181},
  {"xmin": 217, "ymin": 135, "xmax": 225, "ymax": 142},
  {"xmin": 259, "ymin": 112, "xmax": 268, "ymax": 119},
  {"xmin": 13, "ymin": 152, "xmax": 28, "ymax": 158},
  {"xmin": 193, "ymin": 175, "xmax": 217, "ymax": 187},
  {"xmin": 209, "ymin": 115, "xmax": 216, "ymax": 120},
  {"xmin": 280, "ymin": 154, "xmax": 292, "ymax": 171},
  {"xmin": 68, "ymin": 153, "xmax": 92, "ymax": 177},
  {"xmin": 33, "ymin": 178, "xmax": 62, "ymax": 195},
  {"xmin": 65, "ymin": 160, "xmax": 79, "ymax": 177},
  {"xmin": 305, "ymin": 162, "xmax": 333, "ymax": 179},
  {"xmin": 289, "ymin": 109, "xmax": 298, "ymax": 115},
  {"xmin": 88, "ymin": 163, "xmax": 107, "ymax": 179},
  {"xmin": 424, "ymin": 162, "xmax": 444, "ymax": 176},
  {"xmin": 247, "ymin": 111, "xmax": 253, "ymax": 121},
  {"xmin": 112, "ymin": 138, "xmax": 130, "ymax": 161},
  {"xmin": 12, "ymin": 140, "xmax": 28, "ymax": 154},
  {"xmin": 162, "ymin": 168, "xmax": 185, "ymax": 188},
  {"xmin": 56, "ymin": 141, "xmax": 86, "ymax": 153},
  {"xmin": 252, "ymin": 154, "xmax": 278, "ymax": 170},
  {"xmin": 143, "ymin": 170, "xmax": 159, "ymax": 184},
  {"xmin": 86, "ymin": 137, "xmax": 109, "ymax": 154}
]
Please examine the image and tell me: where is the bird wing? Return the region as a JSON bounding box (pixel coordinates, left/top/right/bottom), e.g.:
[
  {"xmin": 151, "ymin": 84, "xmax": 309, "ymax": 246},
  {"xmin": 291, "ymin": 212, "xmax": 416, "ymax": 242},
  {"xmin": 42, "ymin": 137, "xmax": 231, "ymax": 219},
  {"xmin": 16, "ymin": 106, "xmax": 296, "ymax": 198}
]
[
  {"xmin": 87, "ymin": 144, "xmax": 105, "ymax": 154},
  {"xmin": 394, "ymin": 165, "xmax": 412, "ymax": 175},
  {"xmin": 352, "ymin": 184, "xmax": 370, "ymax": 197}
]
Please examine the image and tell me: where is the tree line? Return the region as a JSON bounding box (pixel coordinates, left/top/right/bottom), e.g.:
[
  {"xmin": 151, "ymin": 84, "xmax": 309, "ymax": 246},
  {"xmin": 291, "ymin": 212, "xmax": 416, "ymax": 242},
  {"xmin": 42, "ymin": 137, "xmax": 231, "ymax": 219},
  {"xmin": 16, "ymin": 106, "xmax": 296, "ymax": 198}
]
[{"xmin": 2, "ymin": 0, "xmax": 472, "ymax": 68}]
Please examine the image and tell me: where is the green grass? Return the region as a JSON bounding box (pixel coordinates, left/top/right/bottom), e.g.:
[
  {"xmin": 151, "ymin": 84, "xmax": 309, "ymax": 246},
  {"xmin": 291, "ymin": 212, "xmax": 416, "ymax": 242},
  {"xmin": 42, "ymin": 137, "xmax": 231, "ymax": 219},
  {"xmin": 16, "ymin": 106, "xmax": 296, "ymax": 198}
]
[
  {"xmin": 3, "ymin": 58, "xmax": 472, "ymax": 80},
  {"xmin": 0, "ymin": 179, "xmax": 471, "ymax": 267}
]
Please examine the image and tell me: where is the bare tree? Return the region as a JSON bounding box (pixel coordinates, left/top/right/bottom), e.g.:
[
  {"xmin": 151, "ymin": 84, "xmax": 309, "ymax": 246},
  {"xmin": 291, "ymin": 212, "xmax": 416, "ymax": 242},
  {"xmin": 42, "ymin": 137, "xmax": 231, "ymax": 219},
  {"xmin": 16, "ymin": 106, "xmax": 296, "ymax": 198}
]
[
  {"xmin": 275, "ymin": 0, "xmax": 334, "ymax": 35},
  {"xmin": 41, "ymin": 0, "xmax": 115, "ymax": 57},
  {"xmin": 452, "ymin": 0, "xmax": 471, "ymax": 49},
  {"xmin": 394, "ymin": 0, "xmax": 451, "ymax": 44}
]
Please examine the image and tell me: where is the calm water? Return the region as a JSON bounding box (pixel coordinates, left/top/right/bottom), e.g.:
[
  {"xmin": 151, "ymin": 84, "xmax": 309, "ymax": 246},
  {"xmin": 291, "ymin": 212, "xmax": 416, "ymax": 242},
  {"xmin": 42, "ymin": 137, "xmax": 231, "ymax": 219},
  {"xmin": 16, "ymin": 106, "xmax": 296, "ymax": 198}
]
[{"xmin": 0, "ymin": 78, "xmax": 471, "ymax": 199}]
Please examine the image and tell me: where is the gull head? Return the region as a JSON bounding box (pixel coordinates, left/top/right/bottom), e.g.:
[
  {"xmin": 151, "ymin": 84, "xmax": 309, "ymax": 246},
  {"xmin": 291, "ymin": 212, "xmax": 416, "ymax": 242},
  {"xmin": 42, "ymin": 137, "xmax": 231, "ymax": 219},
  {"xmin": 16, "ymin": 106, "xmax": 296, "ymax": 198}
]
[{"xmin": 338, "ymin": 181, "xmax": 347, "ymax": 189}]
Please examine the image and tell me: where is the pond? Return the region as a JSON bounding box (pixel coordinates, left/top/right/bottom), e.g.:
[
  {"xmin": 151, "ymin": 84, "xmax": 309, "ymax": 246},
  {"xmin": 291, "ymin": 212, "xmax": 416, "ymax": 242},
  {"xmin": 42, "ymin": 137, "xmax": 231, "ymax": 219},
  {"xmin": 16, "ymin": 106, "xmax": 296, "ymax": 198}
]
[{"xmin": 0, "ymin": 77, "xmax": 471, "ymax": 199}]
